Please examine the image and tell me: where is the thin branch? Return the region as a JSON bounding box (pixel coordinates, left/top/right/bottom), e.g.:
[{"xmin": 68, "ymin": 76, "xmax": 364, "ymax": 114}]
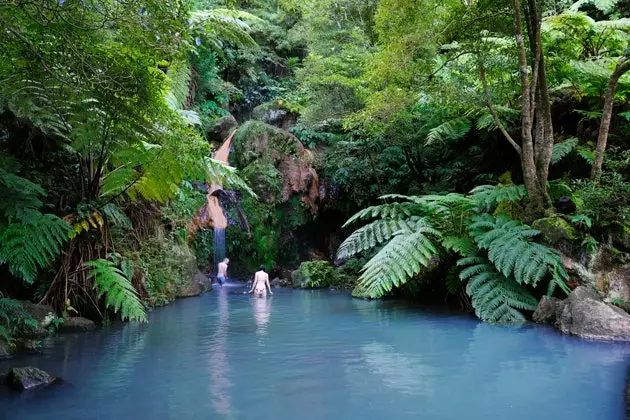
[{"xmin": 478, "ymin": 63, "xmax": 522, "ymax": 156}]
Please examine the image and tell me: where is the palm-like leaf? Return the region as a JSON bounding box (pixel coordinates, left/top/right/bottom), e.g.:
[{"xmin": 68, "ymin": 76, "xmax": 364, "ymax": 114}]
[{"xmin": 85, "ymin": 259, "xmax": 147, "ymax": 322}]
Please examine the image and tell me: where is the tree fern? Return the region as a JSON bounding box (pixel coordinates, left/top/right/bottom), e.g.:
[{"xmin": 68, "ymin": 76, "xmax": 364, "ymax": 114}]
[
  {"xmin": 189, "ymin": 9, "xmax": 261, "ymax": 50},
  {"xmin": 468, "ymin": 214, "xmax": 570, "ymax": 294},
  {"xmin": 458, "ymin": 255, "xmax": 538, "ymax": 323},
  {"xmin": 85, "ymin": 259, "xmax": 147, "ymax": 323},
  {"xmin": 337, "ymin": 217, "xmax": 435, "ymax": 260},
  {"xmin": 551, "ymin": 138, "xmax": 578, "ymax": 165},
  {"xmin": 425, "ymin": 117, "xmax": 471, "ymax": 146},
  {"xmin": 353, "ymin": 225, "xmax": 442, "ymax": 299},
  {"xmin": 469, "ymin": 184, "xmax": 527, "ymax": 212},
  {"xmin": 570, "ymin": 0, "xmax": 621, "ymax": 13},
  {"xmin": 342, "ymin": 199, "xmax": 423, "ymax": 227},
  {"xmin": 0, "ymin": 212, "xmax": 70, "ymax": 284}
]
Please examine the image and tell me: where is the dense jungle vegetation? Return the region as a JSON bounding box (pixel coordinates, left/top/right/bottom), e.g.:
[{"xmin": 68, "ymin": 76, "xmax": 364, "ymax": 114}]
[{"xmin": 1, "ymin": 0, "xmax": 629, "ymax": 345}]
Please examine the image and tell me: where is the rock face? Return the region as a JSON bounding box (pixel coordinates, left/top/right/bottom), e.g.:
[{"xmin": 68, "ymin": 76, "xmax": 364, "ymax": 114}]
[
  {"xmin": 194, "ymin": 271, "xmax": 213, "ymax": 293},
  {"xmin": 534, "ymin": 286, "xmax": 630, "ymax": 341},
  {"xmin": 532, "ymin": 296, "xmax": 564, "ymax": 324},
  {"xmin": 59, "ymin": 317, "xmax": 96, "ymax": 333},
  {"xmin": 232, "ymin": 120, "xmax": 320, "ymax": 214},
  {"xmin": 252, "ymin": 102, "xmax": 298, "ymax": 130},
  {"xmin": 176, "ymin": 277, "xmax": 202, "ymax": 298},
  {"xmin": 6, "ymin": 367, "xmax": 58, "ymax": 391},
  {"xmin": 599, "ymin": 265, "xmax": 630, "ymax": 304},
  {"xmin": 532, "ymin": 216, "xmax": 577, "ymax": 255},
  {"xmin": 177, "ymin": 272, "xmax": 214, "ymax": 298}
]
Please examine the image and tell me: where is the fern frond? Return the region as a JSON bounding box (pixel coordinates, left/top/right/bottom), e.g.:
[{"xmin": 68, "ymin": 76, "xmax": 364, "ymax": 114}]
[
  {"xmin": 189, "ymin": 9, "xmax": 261, "ymax": 50},
  {"xmin": 570, "ymin": 0, "xmax": 620, "ymax": 13},
  {"xmin": 459, "ymin": 255, "xmax": 537, "ymax": 323},
  {"xmin": 337, "ymin": 218, "xmax": 418, "ymax": 260},
  {"xmin": 442, "ymin": 236, "xmax": 477, "ymax": 257},
  {"xmin": 470, "ymin": 184, "xmax": 527, "ymax": 212},
  {"xmin": 85, "ymin": 259, "xmax": 147, "ymax": 322},
  {"xmin": 352, "ymin": 227, "xmax": 441, "ymax": 299},
  {"xmin": 426, "ymin": 117, "xmax": 471, "ymax": 146},
  {"xmin": 343, "ymin": 200, "xmax": 422, "ymax": 227},
  {"xmin": 551, "ymin": 138, "xmax": 578, "ymax": 165},
  {"xmin": 165, "ymin": 60, "xmax": 192, "ymax": 111},
  {"xmin": 468, "ymin": 214, "xmax": 570, "ymax": 293},
  {"xmin": 102, "ymin": 204, "xmax": 133, "ymax": 230},
  {"xmin": 0, "ymin": 212, "xmax": 70, "ymax": 283}
]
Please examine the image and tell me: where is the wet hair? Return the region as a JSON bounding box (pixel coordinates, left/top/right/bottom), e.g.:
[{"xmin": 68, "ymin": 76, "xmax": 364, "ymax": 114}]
[{"xmin": 259, "ymin": 265, "xmax": 265, "ymax": 271}]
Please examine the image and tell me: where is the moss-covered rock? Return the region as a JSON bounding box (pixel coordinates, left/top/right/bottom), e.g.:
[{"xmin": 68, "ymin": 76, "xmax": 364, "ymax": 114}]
[
  {"xmin": 242, "ymin": 162, "xmax": 283, "ymax": 204},
  {"xmin": 532, "ymin": 216, "xmax": 578, "ymax": 243},
  {"xmin": 252, "ymin": 101, "xmax": 298, "ymax": 129}
]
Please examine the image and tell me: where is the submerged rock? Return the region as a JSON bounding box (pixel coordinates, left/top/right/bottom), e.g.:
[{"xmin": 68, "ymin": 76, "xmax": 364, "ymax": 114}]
[
  {"xmin": 59, "ymin": 317, "xmax": 96, "ymax": 333},
  {"xmin": 536, "ymin": 286, "xmax": 630, "ymax": 341},
  {"xmin": 5, "ymin": 367, "xmax": 58, "ymax": 391}
]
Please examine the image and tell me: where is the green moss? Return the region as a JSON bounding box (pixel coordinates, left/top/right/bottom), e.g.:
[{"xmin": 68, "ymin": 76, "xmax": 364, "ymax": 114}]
[
  {"xmin": 232, "ymin": 120, "xmax": 298, "ymax": 168},
  {"xmin": 532, "ymin": 216, "xmax": 578, "ymax": 243},
  {"xmin": 242, "ymin": 162, "xmax": 283, "ymax": 204}
]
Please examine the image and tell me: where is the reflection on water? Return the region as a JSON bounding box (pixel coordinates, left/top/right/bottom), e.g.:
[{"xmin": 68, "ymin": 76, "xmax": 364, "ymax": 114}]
[
  {"xmin": 252, "ymin": 295, "xmax": 271, "ymax": 335},
  {"xmin": 209, "ymin": 287, "xmax": 232, "ymax": 417},
  {"xmin": 0, "ymin": 289, "xmax": 628, "ymax": 420}
]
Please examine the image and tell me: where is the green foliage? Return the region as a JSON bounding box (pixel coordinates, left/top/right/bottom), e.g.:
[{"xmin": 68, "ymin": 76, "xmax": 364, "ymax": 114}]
[
  {"xmin": 551, "ymin": 138, "xmax": 579, "ymax": 165},
  {"xmin": 0, "ymin": 166, "xmax": 71, "ymax": 283},
  {"xmin": 85, "ymin": 259, "xmax": 147, "ymax": 323},
  {"xmin": 292, "ymin": 260, "xmax": 338, "ymax": 288},
  {"xmin": 425, "ymin": 117, "xmax": 471, "ymax": 146},
  {"xmin": 458, "ymin": 255, "xmax": 538, "ymax": 323},
  {"xmin": 0, "ymin": 295, "xmax": 35, "ymax": 344},
  {"xmin": 469, "ymin": 215, "xmax": 570, "ymax": 295}
]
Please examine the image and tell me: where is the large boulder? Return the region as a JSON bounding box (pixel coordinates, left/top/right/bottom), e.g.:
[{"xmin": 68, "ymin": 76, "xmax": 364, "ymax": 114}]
[
  {"xmin": 5, "ymin": 367, "xmax": 58, "ymax": 391},
  {"xmin": 252, "ymin": 101, "xmax": 298, "ymax": 130},
  {"xmin": 176, "ymin": 277, "xmax": 202, "ymax": 298},
  {"xmin": 59, "ymin": 317, "xmax": 96, "ymax": 333},
  {"xmin": 598, "ymin": 265, "xmax": 630, "ymax": 305},
  {"xmin": 557, "ymin": 286, "xmax": 630, "ymax": 341},
  {"xmin": 532, "ymin": 296, "xmax": 565, "ymax": 324},
  {"xmin": 232, "ymin": 121, "xmax": 319, "ymax": 214}
]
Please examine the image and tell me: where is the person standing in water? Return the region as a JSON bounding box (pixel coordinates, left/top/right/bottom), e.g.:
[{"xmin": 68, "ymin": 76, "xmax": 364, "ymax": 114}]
[
  {"xmin": 248, "ymin": 265, "xmax": 273, "ymax": 297},
  {"xmin": 217, "ymin": 258, "xmax": 229, "ymax": 287}
]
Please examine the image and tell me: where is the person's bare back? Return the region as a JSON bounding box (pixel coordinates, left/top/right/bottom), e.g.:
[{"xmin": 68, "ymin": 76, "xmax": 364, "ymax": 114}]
[
  {"xmin": 217, "ymin": 258, "xmax": 229, "ymax": 286},
  {"xmin": 249, "ymin": 265, "xmax": 272, "ymax": 296}
]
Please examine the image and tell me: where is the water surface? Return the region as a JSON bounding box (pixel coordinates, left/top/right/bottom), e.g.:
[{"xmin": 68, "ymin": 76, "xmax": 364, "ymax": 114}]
[{"xmin": 1, "ymin": 286, "xmax": 628, "ymax": 420}]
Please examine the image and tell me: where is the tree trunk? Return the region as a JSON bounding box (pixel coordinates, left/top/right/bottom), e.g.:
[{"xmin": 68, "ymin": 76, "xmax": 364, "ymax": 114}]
[
  {"xmin": 513, "ymin": 0, "xmax": 547, "ymax": 217},
  {"xmin": 590, "ymin": 57, "xmax": 630, "ymax": 179}
]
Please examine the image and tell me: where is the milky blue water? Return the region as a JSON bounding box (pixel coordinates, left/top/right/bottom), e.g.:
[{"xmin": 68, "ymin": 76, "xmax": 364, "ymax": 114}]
[{"xmin": 1, "ymin": 286, "xmax": 629, "ymax": 420}]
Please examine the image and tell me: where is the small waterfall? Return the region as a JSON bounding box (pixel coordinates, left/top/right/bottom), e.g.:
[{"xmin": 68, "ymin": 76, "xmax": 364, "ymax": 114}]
[
  {"xmin": 213, "ymin": 227, "xmax": 226, "ymax": 269},
  {"xmin": 208, "ymin": 130, "xmax": 236, "ymax": 272}
]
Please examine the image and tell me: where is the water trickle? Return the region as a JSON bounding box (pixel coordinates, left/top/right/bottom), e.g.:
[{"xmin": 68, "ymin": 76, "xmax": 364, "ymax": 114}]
[
  {"xmin": 207, "ymin": 130, "xmax": 236, "ymax": 267},
  {"xmin": 213, "ymin": 227, "xmax": 226, "ymax": 269}
]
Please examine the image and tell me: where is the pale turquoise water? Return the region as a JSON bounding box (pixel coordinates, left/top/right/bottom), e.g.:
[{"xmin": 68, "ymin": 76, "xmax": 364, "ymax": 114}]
[{"xmin": 1, "ymin": 286, "xmax": 629, "ymax": 420}]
